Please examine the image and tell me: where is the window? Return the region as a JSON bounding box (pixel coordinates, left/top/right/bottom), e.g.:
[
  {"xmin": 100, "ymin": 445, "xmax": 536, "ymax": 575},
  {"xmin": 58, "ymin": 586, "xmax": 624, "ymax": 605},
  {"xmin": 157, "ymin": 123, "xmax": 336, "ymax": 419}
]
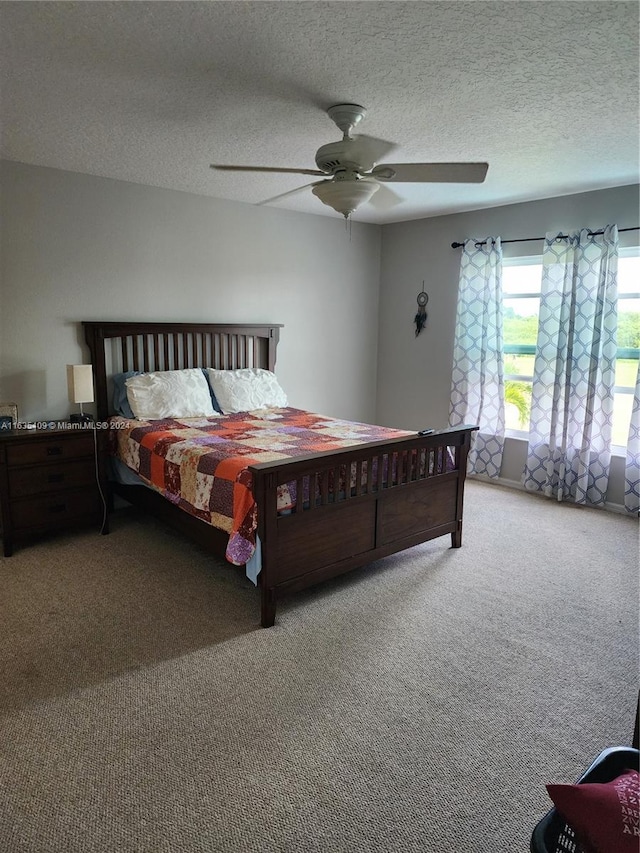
[
  {"xmin": 501, "ymin": 249, "xmax": 640, "ymax": 447},
  {"xmin": 502, "ymin": 257, "xmax": 540, "ymax": 434},
  {"xmin": 615, "ymin": 248, "xmax": 640, "ymax": 447}
]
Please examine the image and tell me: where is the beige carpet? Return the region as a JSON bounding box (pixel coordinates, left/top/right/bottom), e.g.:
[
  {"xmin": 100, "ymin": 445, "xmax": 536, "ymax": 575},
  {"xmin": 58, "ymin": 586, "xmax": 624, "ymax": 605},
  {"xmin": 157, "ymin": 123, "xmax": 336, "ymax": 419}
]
[{"xmin": 0, "ymin": 480, "xmax": 637, "ymax": 852}]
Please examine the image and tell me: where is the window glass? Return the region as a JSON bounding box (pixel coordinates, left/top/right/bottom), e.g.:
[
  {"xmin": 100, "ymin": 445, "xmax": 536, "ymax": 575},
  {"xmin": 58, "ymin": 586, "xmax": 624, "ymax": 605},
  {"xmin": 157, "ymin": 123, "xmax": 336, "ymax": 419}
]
[
  {"xmin": 502, "ymin": 260, "xmax": 541, "ymax": 432},
  {"xmin": 613, "ymin": 251, "xmax": 640, "ymax": 447},
  {"xmin": 501, "ymin": 249, "xmax": 640, "ymax": 446}
]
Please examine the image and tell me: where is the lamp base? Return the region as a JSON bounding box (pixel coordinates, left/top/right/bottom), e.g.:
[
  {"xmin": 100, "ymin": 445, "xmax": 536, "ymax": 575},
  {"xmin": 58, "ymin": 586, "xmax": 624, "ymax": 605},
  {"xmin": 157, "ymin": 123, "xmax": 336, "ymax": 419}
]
[{"xmin": 69, "ymin": 413, "xmax": 94, "ymax": 425}]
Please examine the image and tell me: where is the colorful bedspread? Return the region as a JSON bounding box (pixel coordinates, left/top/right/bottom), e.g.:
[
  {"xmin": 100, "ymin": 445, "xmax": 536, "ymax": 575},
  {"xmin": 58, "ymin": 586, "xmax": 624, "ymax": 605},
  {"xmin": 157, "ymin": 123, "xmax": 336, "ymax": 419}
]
[{"xmin": 110, "ymin": 407, "xmax": 415, "ymax": 565}]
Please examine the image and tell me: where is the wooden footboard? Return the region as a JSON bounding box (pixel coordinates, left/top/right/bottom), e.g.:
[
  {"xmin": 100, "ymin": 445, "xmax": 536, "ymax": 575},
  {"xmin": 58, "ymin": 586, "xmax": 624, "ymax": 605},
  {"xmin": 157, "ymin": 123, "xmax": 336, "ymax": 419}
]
[{"xmin": 250, "ymin": 425, "xmax": 476, "ymax": 627}]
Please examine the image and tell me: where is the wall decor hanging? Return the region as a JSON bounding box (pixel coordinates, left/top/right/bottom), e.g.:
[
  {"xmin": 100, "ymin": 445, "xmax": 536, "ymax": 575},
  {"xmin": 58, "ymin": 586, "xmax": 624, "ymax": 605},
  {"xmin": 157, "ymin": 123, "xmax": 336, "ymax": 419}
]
[{"xmin": 414, "ymin": 287, "xmax": 428, "ymax": 336}]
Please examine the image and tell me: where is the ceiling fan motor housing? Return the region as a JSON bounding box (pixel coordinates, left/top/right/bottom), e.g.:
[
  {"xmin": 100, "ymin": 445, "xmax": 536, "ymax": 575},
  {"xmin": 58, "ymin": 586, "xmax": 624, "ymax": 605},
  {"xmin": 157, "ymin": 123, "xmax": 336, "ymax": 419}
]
[
  {"xmin": 315, "ymin": 141, "xmax": 362, "ymax": 175},
  {"xmin": 316, "ymin": 139, "xmax": 373, "ymax": 175}
]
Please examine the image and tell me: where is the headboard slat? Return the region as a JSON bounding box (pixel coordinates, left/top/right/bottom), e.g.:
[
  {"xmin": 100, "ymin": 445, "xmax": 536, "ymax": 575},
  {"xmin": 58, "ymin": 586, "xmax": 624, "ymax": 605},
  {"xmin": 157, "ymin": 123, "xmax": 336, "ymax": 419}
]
[
  {"xmin": 162, "ymin": 334, "xmax": 169, "ymax": 369},
  {"xmin": 142, "ymin": 336, "xmax": 150, "ymax": 372},
  {"xmin": 152, "ymin": 335, "xmax": 159, "ymax": 372},
  {"xmin": 171, "ymin": 334, "xmax": 178, "ymax": 371}
]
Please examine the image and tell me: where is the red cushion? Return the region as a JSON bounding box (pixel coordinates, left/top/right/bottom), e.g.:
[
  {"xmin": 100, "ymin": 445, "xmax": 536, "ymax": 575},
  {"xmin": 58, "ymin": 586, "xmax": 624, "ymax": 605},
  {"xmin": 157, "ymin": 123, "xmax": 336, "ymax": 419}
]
[{"xmin": 546, "ymin": 768, "xmax": 639, "ymax": 853}]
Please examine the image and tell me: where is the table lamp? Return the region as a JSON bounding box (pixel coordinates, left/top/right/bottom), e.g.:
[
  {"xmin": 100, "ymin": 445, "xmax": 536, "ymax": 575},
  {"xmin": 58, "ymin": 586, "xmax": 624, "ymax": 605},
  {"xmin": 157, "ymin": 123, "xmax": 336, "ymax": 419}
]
[{"xmin": 67, "ymin": 364, "xmax": 94, "ymax": 424}]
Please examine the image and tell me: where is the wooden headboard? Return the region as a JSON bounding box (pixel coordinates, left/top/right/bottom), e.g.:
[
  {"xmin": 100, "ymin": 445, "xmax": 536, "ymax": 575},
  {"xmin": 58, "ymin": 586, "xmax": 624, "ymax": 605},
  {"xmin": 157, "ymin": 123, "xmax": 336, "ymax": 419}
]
[{"xmin": 83, "ymin": 321, "xmax": 283, "ymax": 421}]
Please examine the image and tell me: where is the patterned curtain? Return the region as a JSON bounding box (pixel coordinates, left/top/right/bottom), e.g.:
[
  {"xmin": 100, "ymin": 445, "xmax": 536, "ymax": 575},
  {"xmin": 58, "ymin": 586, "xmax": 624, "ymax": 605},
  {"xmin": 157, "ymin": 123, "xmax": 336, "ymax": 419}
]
[
  {"xmin": 624, "ymin": 357, "xmax": 640, "ymax": 514},
  {"xmin": 449, "ymin": 237, "xmax": 505, "ymax": 477},
  {"xmin": 523, "ymin": 225, "xmax": 619, "ymax": 505}
]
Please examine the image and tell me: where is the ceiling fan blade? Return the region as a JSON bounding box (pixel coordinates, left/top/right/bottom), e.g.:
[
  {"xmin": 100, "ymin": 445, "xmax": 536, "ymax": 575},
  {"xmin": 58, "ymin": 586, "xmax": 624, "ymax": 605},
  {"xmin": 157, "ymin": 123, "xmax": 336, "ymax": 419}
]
[
  {"xmin": 257, "ymin": 180, "xmax": 328, "ymax": 206},
  {"xmin": 211, "ymin": 164, "xmax": 325, "ymax": 177},
  {"xmin": 371, "ymin": 162, "xmax": 489, "ymax": 183},
  {"xmin": 347, "ymin": 134, "xmax": 399, "ymax": 170},
  {"xmin": 366, "ymin": 181, "xmax": 403, "ymax": 211}
]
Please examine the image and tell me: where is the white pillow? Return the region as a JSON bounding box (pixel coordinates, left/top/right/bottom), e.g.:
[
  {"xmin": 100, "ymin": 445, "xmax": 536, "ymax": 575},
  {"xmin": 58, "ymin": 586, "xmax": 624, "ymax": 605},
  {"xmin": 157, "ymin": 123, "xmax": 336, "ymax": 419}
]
[
  {"xmin": 206, "ymin": 368, "xmax": 288, "ymax": 414},
  {"xmin": 125, "ymin": 368, "xmax": 216, "ymax": 420}
]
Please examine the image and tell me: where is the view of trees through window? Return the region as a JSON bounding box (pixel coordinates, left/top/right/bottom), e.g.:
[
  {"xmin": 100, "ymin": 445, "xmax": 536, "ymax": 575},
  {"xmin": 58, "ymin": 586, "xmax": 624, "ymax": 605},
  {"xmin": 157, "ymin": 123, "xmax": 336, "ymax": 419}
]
[{"xmin": 502, "ymin": 250, "xmax": 640, "ymax": 447}]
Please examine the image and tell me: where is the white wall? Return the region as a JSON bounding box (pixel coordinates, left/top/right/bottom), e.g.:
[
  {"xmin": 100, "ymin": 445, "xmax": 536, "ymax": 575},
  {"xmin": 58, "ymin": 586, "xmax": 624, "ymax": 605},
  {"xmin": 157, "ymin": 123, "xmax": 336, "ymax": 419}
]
[
  {"xmin": 0, "ymin": 161, "xmax": 382, "ymax": 424},
  {"xmin": 377, "ymin": 183, "xmax": 640, "ymax": 506}
]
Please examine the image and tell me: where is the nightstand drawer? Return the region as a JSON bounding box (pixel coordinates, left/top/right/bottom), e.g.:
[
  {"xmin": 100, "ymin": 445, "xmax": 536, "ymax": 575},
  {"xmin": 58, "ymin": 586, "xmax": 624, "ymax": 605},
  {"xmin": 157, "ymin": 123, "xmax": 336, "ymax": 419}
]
[
  {"xmin": 10, "ymin": 488, "xmax": 102, "ymax": 532},
  {"xmin": 6, "ymin": 433, "xmax": 95, "ymax": 467},
  {"xmin": 9, "ymin": 458, "xmax": 96, "ymax": 498}
]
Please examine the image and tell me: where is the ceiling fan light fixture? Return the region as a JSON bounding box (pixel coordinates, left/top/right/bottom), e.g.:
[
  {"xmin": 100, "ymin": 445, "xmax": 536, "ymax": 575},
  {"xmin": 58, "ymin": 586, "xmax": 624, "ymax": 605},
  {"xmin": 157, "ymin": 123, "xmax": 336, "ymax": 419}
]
[{"xmin": 312, "ymin": 180, "xmax": 379, "ymax": 219}]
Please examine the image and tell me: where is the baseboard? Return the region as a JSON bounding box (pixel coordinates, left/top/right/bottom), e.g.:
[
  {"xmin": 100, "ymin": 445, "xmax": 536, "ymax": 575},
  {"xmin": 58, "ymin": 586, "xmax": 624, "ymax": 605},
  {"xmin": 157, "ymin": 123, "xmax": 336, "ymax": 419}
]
[
  {"xmin": 604, "ymin": 499, "xmax": 631, "ymax": 515},
  {"xmin": 468, "ymin": 473, "xmax": 629, "ymax": 515},
  {"xmin": 468, "ymin": 473, "xmax": 526, "ymax": 493}
]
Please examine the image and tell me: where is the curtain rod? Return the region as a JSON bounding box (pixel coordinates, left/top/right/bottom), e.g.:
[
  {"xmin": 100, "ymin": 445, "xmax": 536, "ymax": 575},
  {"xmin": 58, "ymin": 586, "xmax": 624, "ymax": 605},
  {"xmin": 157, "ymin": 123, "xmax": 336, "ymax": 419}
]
[{"xmin": 450, "ymin": 226, "xmax": 640, "ymax": 249}]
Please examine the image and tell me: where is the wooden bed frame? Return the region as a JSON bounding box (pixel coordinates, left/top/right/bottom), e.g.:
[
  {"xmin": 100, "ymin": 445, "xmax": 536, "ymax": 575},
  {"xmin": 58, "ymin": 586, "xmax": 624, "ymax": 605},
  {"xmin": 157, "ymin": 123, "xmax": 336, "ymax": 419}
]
[{"xmin": 84, "ymin": 320, "xmax": 477, "ymax": 627}]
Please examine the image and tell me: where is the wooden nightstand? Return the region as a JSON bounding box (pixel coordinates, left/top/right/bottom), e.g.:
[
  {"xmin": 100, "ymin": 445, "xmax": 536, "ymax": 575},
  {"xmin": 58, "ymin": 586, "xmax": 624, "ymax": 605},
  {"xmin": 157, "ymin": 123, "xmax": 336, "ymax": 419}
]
[{"xmin": 0, "ymin": 427, "xmax": 108, "ymax": 556}]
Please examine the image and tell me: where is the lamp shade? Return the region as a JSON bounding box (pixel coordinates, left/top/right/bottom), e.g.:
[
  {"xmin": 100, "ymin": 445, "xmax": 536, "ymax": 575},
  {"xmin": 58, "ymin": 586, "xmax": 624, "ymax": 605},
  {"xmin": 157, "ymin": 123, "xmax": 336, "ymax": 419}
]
[{"xmin": 67, "ymin": 364, "xmax": 94, "ymax": 404}]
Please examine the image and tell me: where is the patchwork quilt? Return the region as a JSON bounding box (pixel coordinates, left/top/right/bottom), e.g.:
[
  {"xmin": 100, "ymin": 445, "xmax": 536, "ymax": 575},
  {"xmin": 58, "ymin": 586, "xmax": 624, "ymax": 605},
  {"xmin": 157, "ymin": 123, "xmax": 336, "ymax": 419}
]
[{"xmin": 110, "ymin": 407, "xmax": 415, "ymax": 565}]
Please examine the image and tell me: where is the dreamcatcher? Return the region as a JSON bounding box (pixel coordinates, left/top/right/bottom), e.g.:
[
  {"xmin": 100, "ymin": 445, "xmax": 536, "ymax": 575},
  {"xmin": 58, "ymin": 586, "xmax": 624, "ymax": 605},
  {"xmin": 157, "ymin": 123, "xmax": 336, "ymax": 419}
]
[{"xmin": 414, "ymin": 287, "xmax": 428, "ymax": 336}]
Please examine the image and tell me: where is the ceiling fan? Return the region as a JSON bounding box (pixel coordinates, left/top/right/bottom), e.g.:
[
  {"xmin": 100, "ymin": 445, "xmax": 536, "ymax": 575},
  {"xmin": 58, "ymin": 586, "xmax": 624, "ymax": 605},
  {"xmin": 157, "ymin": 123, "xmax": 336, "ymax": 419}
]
[{"xmin": 211, "ymin": 103, "xmax": 488, "ymax": 219}]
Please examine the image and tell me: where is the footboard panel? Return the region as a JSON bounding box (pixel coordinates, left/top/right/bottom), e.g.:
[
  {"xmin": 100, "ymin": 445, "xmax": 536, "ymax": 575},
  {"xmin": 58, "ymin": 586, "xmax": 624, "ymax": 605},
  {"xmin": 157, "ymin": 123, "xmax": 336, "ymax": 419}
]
[
  {"xmin": 250, "ymin": 424, "xmax": 477, "ymax": 626},
  {"xmin": 377, "ymin": 473, "xmax": 458, "ymax": 545},
  {"xmin": 273, "ymin": 501, "xmax": 376, "ymax": 583}
]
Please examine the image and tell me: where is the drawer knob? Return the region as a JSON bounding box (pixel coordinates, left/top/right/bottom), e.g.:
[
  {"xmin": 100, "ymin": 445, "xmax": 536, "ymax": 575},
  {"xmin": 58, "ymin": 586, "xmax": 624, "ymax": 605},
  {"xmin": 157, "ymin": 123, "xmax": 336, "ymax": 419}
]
[
  {"xmin": 46, "ymin": 446, "xmax": 63, "ymax": 456},
  {"xmin": 48, "ymin": 503, "xmax": 66, "ymax": 514},
  {"xmin": 47, "ymin": 473, "xmax": 65, "ymax": 483}
]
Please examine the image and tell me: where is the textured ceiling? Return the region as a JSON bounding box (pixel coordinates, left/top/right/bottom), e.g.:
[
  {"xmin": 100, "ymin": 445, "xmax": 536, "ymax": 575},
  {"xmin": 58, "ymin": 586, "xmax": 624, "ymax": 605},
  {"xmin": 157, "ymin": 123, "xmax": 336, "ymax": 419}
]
[{"xmin": 1, "ymin": 1, "xmax": 638, "ymax": 224}]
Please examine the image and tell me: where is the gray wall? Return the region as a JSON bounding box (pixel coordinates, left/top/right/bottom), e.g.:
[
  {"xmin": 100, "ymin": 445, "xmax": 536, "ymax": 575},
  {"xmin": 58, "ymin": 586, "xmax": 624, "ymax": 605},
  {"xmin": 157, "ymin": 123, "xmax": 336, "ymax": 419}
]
[
  {"xmin": 376, "ymin": 183, "xmax": 640, "ymax": 505},
  {"xmin": 0, "ymin": 161, "xmax": 381, "ymax": 424}
]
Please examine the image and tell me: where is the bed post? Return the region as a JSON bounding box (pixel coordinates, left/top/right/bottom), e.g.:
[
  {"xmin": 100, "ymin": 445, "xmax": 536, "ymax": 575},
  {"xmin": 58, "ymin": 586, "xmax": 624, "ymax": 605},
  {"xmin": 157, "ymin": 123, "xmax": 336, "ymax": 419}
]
[
  {"xmin": 451, "ymin": 427, "xmax": 474, "ymax": 548},
  {"xmin": 251, "ymin": 466, "xmax": 279, "ymax": 627},
  {"xmin": 261, "ymin": 586, "xmax": 277, "ymax": 629},
  {"xmin": 267, "ymin": 326, "xmax": 280, "ymax": 372}
]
